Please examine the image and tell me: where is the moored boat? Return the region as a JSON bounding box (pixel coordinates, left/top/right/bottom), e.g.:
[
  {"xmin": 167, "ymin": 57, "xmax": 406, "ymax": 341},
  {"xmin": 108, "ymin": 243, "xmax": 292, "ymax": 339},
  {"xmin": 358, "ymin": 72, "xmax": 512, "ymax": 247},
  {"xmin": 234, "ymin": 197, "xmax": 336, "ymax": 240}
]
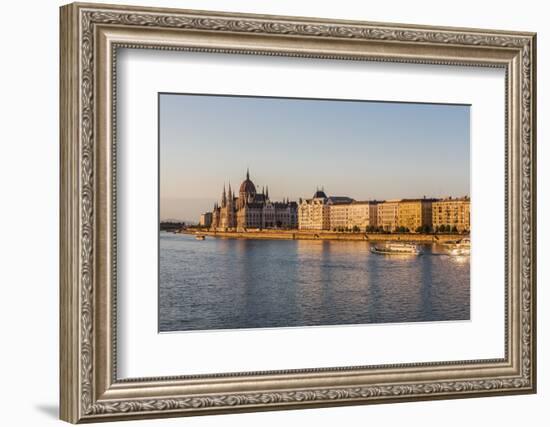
[
  {"xmin": 447, "ymin": 237, "xmax": 470, "ymax": 256},
  {"xmin": 370, "ymin": 242, "xmax": 420, "ymax": 255},
  {"xmin": 448, "ymin": 247, "xmax": 469, "ymax": 256},
  {"xmin": 195, "ymin": 235, "xmax": 206, "ymax": 240}
]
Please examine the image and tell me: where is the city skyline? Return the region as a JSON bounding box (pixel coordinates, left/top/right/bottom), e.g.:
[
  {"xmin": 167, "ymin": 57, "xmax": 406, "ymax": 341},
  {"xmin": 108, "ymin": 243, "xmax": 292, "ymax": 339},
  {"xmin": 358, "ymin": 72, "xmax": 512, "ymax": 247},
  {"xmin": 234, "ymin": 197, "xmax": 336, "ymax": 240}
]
[
  {"xmin": 165, "ymin": 170, "xmax": 470, "ymax": 223},
  {"xmin": 160, "ymin": 93, "xmax": 470, "ymax": 222},
  {"xmin": 198, "ymin": 167, "xmax": 470, "ymax": 233}
]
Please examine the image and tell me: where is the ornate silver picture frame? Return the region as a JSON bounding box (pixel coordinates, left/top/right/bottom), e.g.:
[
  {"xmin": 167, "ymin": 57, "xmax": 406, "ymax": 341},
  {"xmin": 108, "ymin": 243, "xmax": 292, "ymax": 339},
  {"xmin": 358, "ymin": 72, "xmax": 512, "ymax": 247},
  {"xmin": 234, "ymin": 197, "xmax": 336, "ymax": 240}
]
[{"xmin": 60, "ymin": 2, "xmax": 536, "ymax": 423}]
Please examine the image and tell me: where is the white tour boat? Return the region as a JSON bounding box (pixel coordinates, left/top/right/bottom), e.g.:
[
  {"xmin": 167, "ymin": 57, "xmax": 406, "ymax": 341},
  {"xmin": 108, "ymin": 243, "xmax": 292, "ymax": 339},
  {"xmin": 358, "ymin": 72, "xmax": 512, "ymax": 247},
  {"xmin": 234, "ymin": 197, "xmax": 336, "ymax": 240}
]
[
  {"xmin": 370, "ymin": 242, "xmax": 420, "ymax": 255},
  {"xmin": 448, "ymin": 237, "xmax": 470, "ymax": 256}
]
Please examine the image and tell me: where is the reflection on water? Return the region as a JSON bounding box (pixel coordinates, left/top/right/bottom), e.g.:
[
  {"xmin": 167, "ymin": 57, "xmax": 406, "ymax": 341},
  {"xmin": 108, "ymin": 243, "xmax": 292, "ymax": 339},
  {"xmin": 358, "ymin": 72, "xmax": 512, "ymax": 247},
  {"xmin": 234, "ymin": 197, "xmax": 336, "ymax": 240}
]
[{"xmin": 159, "ymin": 233, "xmax": 470, "ymax": 332}]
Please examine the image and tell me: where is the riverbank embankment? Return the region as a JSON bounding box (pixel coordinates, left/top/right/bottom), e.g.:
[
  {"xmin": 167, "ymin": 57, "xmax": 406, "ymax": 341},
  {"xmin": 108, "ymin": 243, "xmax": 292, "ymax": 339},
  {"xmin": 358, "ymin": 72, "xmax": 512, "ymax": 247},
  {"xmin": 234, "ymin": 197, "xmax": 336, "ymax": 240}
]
[{"xmin": 180, "ymin": 229, "xmax": 466, "ymax": 243}]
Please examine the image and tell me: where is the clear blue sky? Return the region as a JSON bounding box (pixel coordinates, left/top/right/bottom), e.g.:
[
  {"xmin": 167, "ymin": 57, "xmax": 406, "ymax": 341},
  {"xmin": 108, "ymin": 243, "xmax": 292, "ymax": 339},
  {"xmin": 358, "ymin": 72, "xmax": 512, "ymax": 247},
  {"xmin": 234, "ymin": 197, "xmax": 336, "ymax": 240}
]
[{"xmin": 160, "ymin": 93, "xmax": 470, "ymax": 222}]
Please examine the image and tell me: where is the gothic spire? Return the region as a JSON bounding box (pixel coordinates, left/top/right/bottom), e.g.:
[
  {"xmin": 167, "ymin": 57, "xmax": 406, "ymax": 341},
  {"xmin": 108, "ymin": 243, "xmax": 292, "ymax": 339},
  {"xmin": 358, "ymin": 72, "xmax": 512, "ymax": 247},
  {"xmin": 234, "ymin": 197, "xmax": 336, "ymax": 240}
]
[
  {"xmin": 222, "ymin": 183, "xmax": 227, "ymax": 207},
  {"xmin": 266, "ymin": 186, "xmax": 269, "ymax": 200}
]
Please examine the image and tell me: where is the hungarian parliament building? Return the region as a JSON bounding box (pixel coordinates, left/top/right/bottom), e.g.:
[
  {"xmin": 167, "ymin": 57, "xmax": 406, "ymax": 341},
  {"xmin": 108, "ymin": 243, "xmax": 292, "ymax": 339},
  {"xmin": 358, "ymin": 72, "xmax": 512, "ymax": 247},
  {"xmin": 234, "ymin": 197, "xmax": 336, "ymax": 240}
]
[
  {"xmin": 207, "ymin": 170, "xmax": 298, "ymax": 230},
  {"xmin": 200, "ymin": 170, "xmax": 470, "ymax": 233}
]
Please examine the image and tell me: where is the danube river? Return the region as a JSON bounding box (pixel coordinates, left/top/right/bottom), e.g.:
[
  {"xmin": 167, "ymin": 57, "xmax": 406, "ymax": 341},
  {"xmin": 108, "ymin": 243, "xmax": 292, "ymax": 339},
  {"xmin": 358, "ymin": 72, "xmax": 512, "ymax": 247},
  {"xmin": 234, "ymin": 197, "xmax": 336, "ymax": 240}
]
[{"xmin": 159, "ymin": 232, "xmax": 470, "ymax": 332}]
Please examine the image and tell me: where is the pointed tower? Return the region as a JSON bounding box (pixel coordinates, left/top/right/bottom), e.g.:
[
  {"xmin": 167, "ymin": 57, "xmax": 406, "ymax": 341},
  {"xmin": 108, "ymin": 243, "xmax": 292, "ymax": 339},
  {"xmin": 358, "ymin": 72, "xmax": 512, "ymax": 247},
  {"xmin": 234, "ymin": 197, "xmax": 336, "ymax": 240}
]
[
  {"xmin": 265, "ymin": 186, "xmax": 269, "ymax": 200},
  {"xmin": 211, "ymin": 202, "xmax": 220, "ymax": 229},
  {"xmin": 227, "ymin": 182, "xmax": 235, "ymax": 228},
  {"xmin": 221, "ymin": 184, "xmax": 227, "ymax": 208}
]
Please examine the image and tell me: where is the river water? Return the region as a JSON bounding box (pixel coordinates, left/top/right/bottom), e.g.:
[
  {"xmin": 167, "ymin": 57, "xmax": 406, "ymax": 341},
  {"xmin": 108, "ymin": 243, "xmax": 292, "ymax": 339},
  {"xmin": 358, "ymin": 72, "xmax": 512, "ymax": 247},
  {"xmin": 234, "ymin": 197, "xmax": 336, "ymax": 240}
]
[{"xmin": 159, "ymin": 232, "xmax": 470, "ymax": 332}]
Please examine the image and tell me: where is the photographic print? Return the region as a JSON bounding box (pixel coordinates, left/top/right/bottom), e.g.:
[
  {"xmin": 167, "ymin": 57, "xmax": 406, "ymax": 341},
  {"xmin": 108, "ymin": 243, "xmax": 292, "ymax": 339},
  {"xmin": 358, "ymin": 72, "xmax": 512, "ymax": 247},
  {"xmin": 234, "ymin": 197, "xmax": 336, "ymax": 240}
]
[
  {"xmin": 60, "ymin": 5, "xmax": 536, "ymax": 420},
  {"xmin": 159, "ymin": 93, "xmax": 471, "ymax": 332}
]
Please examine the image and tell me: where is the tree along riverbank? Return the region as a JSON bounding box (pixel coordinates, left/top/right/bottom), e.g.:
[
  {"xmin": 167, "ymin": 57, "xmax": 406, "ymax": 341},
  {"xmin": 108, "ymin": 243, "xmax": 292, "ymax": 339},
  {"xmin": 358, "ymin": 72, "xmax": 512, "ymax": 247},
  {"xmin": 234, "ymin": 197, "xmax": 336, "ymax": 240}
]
[{"xmin": 178, "ymin": 229, "xmax": 467, "ymax": 243}]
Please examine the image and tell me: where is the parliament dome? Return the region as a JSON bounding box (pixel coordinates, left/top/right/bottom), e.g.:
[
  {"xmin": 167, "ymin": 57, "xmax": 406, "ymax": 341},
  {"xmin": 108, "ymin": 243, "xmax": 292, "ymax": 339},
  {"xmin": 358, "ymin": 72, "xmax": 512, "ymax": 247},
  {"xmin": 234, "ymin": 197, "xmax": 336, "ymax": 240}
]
[{"xmin": 239, "ymin": 169, "xmax": 256, "ymax": 194}]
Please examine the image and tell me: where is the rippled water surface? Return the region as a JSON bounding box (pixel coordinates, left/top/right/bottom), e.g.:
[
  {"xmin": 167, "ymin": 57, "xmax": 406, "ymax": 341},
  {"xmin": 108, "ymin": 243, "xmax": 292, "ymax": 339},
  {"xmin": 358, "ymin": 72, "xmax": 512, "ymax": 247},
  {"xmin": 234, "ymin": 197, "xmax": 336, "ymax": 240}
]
[{"xmin": 159, "ymin": 232, "xmax": 470, "ymax": 332}]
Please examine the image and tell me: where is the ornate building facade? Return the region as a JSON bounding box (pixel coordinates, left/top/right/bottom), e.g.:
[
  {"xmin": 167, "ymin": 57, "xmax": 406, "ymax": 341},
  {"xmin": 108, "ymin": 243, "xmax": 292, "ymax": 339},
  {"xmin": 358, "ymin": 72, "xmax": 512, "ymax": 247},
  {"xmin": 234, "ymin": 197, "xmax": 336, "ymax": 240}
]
[
  {"xmin": 208, "ymin": 170, "xmax": 298, "ymax": 230},
  {"xmin": 299, "ymin": 189, "xmax": 379, "ymax": 231},
  {"xmin": 297, "ymin": 190, "xmax": 332, "ymax": 230}
]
